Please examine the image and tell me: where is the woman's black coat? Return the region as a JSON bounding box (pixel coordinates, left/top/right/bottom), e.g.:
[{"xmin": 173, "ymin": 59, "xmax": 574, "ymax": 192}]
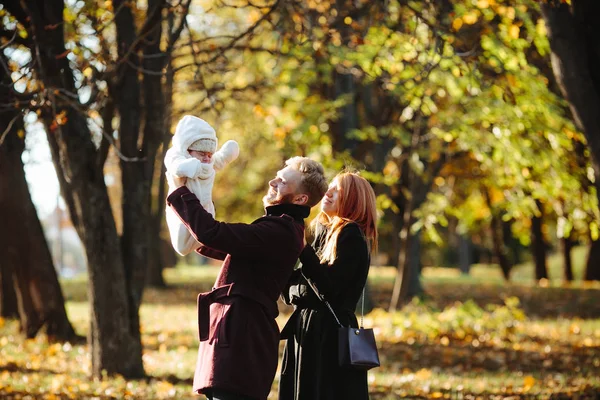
[{"xmin": 279, "ymin": 222, "xmax": 370, "ymax": 400}]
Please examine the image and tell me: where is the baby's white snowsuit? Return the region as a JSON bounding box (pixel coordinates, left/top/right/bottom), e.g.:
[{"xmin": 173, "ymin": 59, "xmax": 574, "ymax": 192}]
[{"xmin": 164, "ymin": 115, "xmax": 239, "ymax": 255}]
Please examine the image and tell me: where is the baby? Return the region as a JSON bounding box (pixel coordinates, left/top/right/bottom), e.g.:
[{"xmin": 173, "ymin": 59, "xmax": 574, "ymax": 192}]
[{"xmin": 164, "ymin": 115, "xmax": 239, "ymax": 256}]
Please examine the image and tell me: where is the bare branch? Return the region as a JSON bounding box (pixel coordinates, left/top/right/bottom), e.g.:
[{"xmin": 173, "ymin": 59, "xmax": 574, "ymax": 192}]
[
  {"xmin": 0, "ymin": 114, "xmax": 21, "ymax": 147},
  {"xmin": 165, "ymin": 0, "xmax": 193, "ymax": 54},
  {"xmin": 0, "ymin": 29, "xmax": 20, "ymax": 50}
]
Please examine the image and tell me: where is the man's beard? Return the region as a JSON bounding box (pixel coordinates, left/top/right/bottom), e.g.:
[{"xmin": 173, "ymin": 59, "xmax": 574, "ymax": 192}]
[{"xmin": 263, "ymin": 192, "xmax": 295, "ymax": 207}]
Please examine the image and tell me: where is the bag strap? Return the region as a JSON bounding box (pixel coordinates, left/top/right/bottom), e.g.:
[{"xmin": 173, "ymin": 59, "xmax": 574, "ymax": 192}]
[
  {"xmin": 359, "ymin": 287, "xmax": 365, "ymax": 329},
  {"xmin": 304, "ymin": 278, "xmax": 344, "ymax": 328},
  {"xmin": 305, "ymin": 277, "xmax": 368, "ymax": 329}
]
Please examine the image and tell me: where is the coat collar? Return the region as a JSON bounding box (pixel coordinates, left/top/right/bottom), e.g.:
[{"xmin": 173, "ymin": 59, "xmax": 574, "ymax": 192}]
[{"xmin": 265, "ymin": 203, "xmax": 310, "ymax": 222}]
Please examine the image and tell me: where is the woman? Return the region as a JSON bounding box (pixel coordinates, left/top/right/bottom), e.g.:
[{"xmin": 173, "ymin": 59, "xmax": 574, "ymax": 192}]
[{"xmin": 279, "ymin": 171, "xmax": 378, "ymax": 400}]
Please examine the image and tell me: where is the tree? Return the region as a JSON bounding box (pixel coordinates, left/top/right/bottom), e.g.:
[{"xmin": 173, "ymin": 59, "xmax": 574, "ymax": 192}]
[
  {"xmin": 0, "ymin": 53, "xmax": 77, "ymax": 341},
  {"xmin": 540, "ymin": 0, "xmax": 600, "ymax": 280}
]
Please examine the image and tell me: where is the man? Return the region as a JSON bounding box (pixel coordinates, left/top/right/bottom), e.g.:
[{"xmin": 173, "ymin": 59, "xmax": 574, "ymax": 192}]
[{"xmin": 167, "ymin": 156, "xmax": 328, "ymax": 400}]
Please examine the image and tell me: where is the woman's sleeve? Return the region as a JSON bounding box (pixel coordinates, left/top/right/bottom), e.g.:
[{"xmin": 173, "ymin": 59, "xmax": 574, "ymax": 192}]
[
  {"xmin": 299, "ymin": 225, "xmax": 367, "ymax": 298},
  {"xmin": 280, "ymin": 268, "xmax": 302, "ymax": 305}
]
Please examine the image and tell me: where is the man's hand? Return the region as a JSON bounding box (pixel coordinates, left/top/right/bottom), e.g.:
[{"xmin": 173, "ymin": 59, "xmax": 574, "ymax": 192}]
[{"xmin": 172, "ymin": 174, "xmax": 187, "ymax": 188}]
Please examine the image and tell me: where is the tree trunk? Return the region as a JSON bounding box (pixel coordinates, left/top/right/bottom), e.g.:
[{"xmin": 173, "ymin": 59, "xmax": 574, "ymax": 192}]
[
  {"xmin": 404, "ymin": 230, "xmax": 423, "ymax": 298},
  {"xmin": 113, "ymin": 0, "xmax": 148, "ymax": 345},
  {"xmin": 562, "ymin": 236, "xmax": 574, "ymax": 282},
  {"xmin": 0, "ymin": 51, "xmax": 76, "ymax": 341},
  {"xmin": 541, "ymin": 1, "xmax": 600, "ymax": 252},
  {"xmin": 531, "ymin": 201, "xmax": 549, "ymax": 281},
  {"xmin": 146, "ymin": 2, "xmax": 174, "ymax": 288},
  {"xmin": 0, "ymin": 262, "xmax": 19, "ymax": 319},
  {"xmin": 484, "ymin": 189, "xmax": 511, "ymax": 280},
  {"xmin": 6, "ymin": 0, "xmax": 144, "ymax": 377},
  {"xmin": 389, "ymin": 213, "xmax": 413, "ymax": 312},
  {"xmin": 585, "ymin": 240, "xmax": 600, "ymax": 281},
  {"xmin": 503, "ymin": 220, "xmax": 522, "ymax": 265},
  {"xmin": 458, "ymin": 235, "xmax": 472, "ymax": 274}
]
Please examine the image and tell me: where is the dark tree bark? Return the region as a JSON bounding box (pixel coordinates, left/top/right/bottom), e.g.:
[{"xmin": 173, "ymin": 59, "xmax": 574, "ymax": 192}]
[
  {"xmin": 147, "ymin": 6, "xmax": 178, "ymax": 288},
  {"xmin": 585, "ymin": 240, "xmax": 600, "ymax": 281},
  {"xmin": 562, "ymin": 236, "xmax": 574, "ymax": 282},
  {"xmin": 0, "ymin": 262, "xmax": 19, "ymax": 319},
  {"xmin": 389, "ymin": 207, "xmax": 416, "ymax": 312},
  {"xmin": 503, "ymin": 220, "xmax": 522, "ymax": 265},
  {"xmin": 540, "ymin": 1, "xmax": 600, "ymax": 276},
  {"xmin": 484, "ymin": 189, "xmax": 511, "ymax": 280},
  {"xmin": 531, "ymin": 201, "xmax": 549, "ymax": 281},
  {"xmin": 405, "ymin": 230, "xmax": 423, "ymax": 298},
  {"xmin": 113, "ymin": 0, "xmax": 148, "ymax": 344},
  {"xmin": 458, "ymin": 235, "xmax": 473, "ymax": 274},
  {"xmin": 4, "ymin": 0, "xmax": 144, "ymax": 377},
  {"xmin": 0, "ymin": 51, "xmax": 76, "ymax": 341}
]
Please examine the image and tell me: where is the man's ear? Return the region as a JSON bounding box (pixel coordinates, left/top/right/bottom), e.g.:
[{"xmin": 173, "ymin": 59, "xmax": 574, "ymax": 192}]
[{"xmin": 294, "ymin": 193, "xmax": 309, "ymax": 205}]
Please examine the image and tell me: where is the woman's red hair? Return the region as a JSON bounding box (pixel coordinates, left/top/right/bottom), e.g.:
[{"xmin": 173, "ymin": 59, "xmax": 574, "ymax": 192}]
[{"xmin": 314, "ymin": 172, "xmax": 378, "ymax": 265}]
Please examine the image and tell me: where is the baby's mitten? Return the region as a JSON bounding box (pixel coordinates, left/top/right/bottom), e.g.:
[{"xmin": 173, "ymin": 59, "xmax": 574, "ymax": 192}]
[
  {"xmin": 213, "ymin": 140, "xmax": 240, "ymax": 171},
  {"xmin": 173, "ymin": 157, "xmax": 202, "ymax": 178}
]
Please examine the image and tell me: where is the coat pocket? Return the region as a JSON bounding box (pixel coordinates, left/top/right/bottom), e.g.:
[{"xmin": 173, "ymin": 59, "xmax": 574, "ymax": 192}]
[{"xmin": 209, "ymin": 302, "xmax": 231, "ymax": 348}]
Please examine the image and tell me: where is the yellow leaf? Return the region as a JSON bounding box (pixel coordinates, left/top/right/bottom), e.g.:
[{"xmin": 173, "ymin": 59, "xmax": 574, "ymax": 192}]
[
  {"xmin": 415, "ymin": 368, "xmax": 432, "ymax": 380},
  {"xmin": 83, "ymin": 67, "xmax": 93, "ymax": 78},
  {"xmin": 477, "ymin": 0, "xmax": 489, "ymax": 8},
  {"xmin": 431, "ymin": 392, "xmax": 444, "ymax": 399},
  {"xmin": 569, "ymin": 323, "xmax": 581, "ymax": 334},
  {"xmin": 156, "ymin": 380, "xmax": 174, "ymax": 396},
  {"xmin": 591, "ymin": 221, "xmax": 599, "ymax": 241},
  {"xmin": 248, "ymin": 9, "xmax": 261, "ymax": 24},
  {"xmin": 536, "ymin": 19, "xmax": 547, "ymax": 36},
  {"xmin": 463, "ymin": 12, "xmax": 478, "ymax": 25},
  {"xmin": 452, "ymin": 18, "xmax": 463, "ymax": 31},
  {"xmin": 523, "ymin": 375, "xmax": 536, "ymax": 390},
  {"xmin": 506, "ymin": 7, "xmax": 516, "ymax": 20},
  {"xmin": 509, "ymin": 24, "xmax": 520, "ymax": 39},
  {"xmin": 253, "ymin": 104, "xmax": 267, "ymax": 117},
  {"xmin": 274, "ymin": 127, "xmax": 286, "ymax": 139}
]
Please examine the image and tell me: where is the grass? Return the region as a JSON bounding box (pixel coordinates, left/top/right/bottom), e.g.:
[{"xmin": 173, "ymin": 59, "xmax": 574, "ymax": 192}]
[{"xmin": 1, "ymin": 248, "xmax": 600, "ymax": 399}]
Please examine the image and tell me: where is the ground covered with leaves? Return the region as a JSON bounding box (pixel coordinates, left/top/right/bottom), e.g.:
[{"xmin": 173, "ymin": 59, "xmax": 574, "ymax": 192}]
[{"xmin": 1, "ymin": 260, "xmax": 599, "ymax": 399}]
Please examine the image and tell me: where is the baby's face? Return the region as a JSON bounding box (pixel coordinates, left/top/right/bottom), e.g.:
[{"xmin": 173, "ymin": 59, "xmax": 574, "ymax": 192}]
[{"xmin": 189, "ymin": 150, "xmax": 213, "ymax": 164}]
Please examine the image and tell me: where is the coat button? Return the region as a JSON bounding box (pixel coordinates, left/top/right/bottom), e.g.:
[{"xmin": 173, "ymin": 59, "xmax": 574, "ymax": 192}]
[{"xmin": 355, "ymin": 330, "xmax": 360, "ymax": 335}]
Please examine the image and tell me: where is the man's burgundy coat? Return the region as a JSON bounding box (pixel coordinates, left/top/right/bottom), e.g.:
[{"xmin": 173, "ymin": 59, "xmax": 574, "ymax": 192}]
[{"xmin": 167, "ymin": 186, "xmax": 308, "ymax": 400}]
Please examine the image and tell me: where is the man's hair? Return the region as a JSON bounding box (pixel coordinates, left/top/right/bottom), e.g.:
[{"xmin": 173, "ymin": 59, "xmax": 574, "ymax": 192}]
[{"xmin": 285, "ymin": 156, "xmax": 328, "ymax": 208}]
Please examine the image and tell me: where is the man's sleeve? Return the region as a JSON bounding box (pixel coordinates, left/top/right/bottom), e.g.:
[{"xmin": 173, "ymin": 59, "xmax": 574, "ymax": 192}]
[{"xmin": 167, "ymin": 186, "xmax": 297, "ymax": 258}]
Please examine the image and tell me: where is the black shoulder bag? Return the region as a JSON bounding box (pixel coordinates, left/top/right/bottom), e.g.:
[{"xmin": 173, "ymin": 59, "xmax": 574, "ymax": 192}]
[{"xmin": 305, "ymin": 279, "xmax": 380, "ymax": 370}]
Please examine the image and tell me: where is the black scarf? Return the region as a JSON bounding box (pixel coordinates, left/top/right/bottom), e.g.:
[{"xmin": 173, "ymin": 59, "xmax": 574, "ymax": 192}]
[{"xmin": 265, "ymin": 203, "xmax": 310, "ymax": 222}]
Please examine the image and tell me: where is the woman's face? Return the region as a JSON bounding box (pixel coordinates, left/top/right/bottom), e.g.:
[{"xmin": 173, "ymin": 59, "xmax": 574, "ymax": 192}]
[{"xmin": 321, "ymin": 178, "xmax": 341, "ymax": 217}]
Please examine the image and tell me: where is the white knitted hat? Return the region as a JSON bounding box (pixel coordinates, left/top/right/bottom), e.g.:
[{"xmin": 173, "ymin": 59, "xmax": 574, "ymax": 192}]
[{"xmin": 188, "ymin": 138, "xmax": 216, "ymax": 153}]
